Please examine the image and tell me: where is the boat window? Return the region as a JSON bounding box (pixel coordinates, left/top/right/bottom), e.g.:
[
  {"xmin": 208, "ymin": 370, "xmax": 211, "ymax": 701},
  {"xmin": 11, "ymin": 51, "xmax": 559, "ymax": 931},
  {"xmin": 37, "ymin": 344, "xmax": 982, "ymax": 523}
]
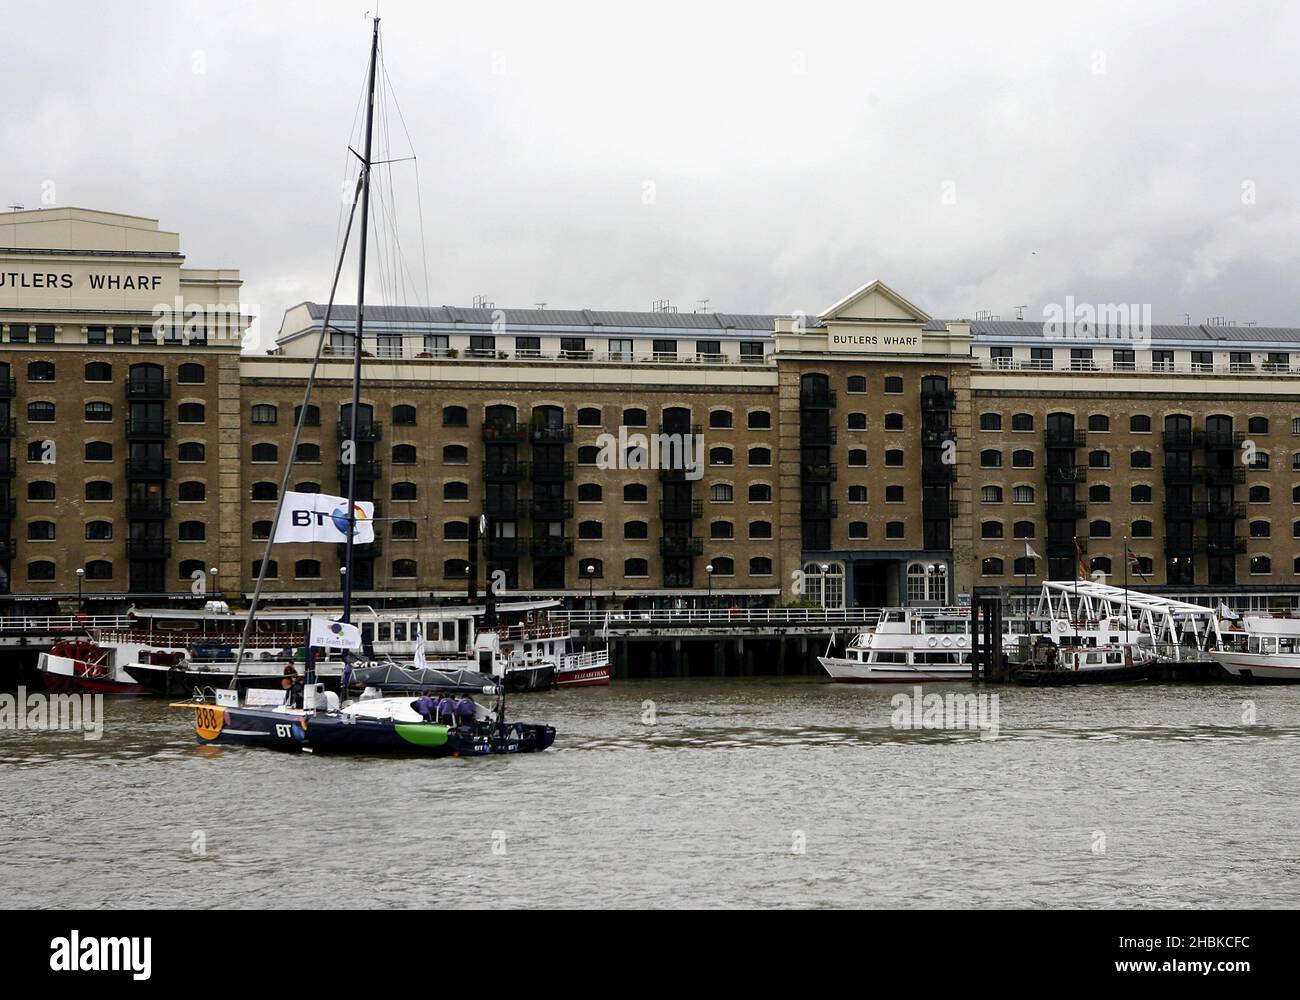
[
  {"xmin": 442, "ymin": 622, "xmax": 455, "ymax": 641},
  {"xmin": 393, "ymin": 622, "xmax": 407, "ymax": 642},
  {"xmin": 873, "ymin": 651, "xmax": 907, "ymax": 664},
  {"xmin": 361, "ymin": 623, "xmax": 374, "ymax": 642},
  {"xmin": 378, "ymin": 623, "xmax": 391, "ymax": 641}
]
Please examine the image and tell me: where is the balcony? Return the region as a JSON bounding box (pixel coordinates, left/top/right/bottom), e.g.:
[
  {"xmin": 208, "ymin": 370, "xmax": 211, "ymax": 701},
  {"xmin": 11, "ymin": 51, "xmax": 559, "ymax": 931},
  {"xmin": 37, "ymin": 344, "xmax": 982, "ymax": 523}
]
[
  {"xmin": 529, "ymin": 498, "xmax": 574, "ymax": 520},
  {"xmin": 922, "ymin": 461, "xmax": 956, "ymax": 483},
  {"xmin": 801, "ymin": 498, "xmax": 839, "ymax": 519},
  {"xmin": 481, "ymin": 421, "xmax": 527, "ymax": 444},
  {"xmin": 921, "ymin": 428, "xmax": 956, "ymax": 447},
  {"xmin": 0, "ymin": 377, "xmax": 14, "ymax": 398},
  {"xmin": 1044, "ymin": 499, "xmax": 1086, "ymax": 520},
  {"xmin": 1046, "ymin": 538, "xmax": 1087, "ymax": 557},
  {"xmin": 0, "ymin": 497, "xmax": 15, "ymax": 518},
  {"xmin": 1161, "ymin": 429, "xmax": 1197, "ymax": 450},
  {"xmin": 1045, "ymin": 465, "xmax": 1088, "ymax": 485},
  {"xmin": 1163, "ymin": 536, "xmax": 1205, "ymax": 556},
  {"xmin": 0, "ymin": 417, "xmax": 13, "ymax": 439},
  {"xmin": 799, "ymin": 388, "xmax": 837, "ymax": 409},
  {"xmin": 125, "ymin": 417, "xmax": 171, "ymax": 439},
  {"xmin": 659, "ymin": 499, "xmax": 703, "ymax": 520},
  {"xmin": 659, "ymin": 467, "xmax": 690, "ymax": 482},
  {"xmin": 659, "ymin": 536, "xmax": 703, "ymax": 557},
  {"xmin": 0, "ymin": 537, "xmax": 14, "ymax": 559},
  {"xmin": 484, "ymin": 499, "xmax": 527, "ymax": 519},
  {"xmin": 124, "ymin": 377, "xmax": 170, "ymax": 399},
  {"xmin": 125, "ymin": 537, "xmax": 172, "ymax": 559},
  {"xmin": 336, "ymin": 460, "xmax": 383, "ymax": 481},
  {"xmin": 923, "ymin": 499, "xmax": 959, "ymax": 519},
  {"xmin": 484, "ymin": 537, "xmax": 523, "ymax": 559},
  {"xmin": 126, "ymin": 498, "xmax": 171, "ymax": 520},
  {"xmin": 1204, "ymin": 501, "xmax": 1246, "ymax": 520},
  {"xmin": 125, "ymin": 457, "xmax": 171, "ymax": 479},
  {"xmin": 483, "ymin": 460, "xmax": 529, "ymax": 482},
  {"xmin": 529, "ymin": 536, "xmax": 573, "ymax": 558},
  {"xmin": 1162, "ymin": 465, "xmax": 1203, "ymax": 485},
  {"xmin": 1162, "ymin": 501, "xmax": 1197, "ymax": 520},
  {"xmin": 532, "ymin": 461, "xmax": 574, "ymax": 482},
  {"xmin": 530, "ymin": 423, "xmax": 574, "ymax": 444},
  {"xmin": 1205, "ymin": 536, "xmax": 1246, "ymax": 556},
  {"xmin": 1205, "ymin": 466, "xmax": 1246, "ymax": 486},
  {"xmin": 658, "ymin": 423, "xmax": 702, "ymax": 437},
  {"xmin": 336, "ymin": 420, "xmax": 383, "ymax": 442},
  {"xmin": 800, "ymin": 425, "xmax": 837, "ymax": 446},
  {"xmin": 920, "ymin": 389, "xmax": 957, "ymax": 411},
  {"xmin": 1202, "ymin": 429, "xmax": 1245, "ymax": 451},
  {"xmin": 801, "ymin": 462, "xmax": 838, "ymax": 483},
  {"xmin": 1044, "ymin": 428, "xmax": 1087, "ymax": 448}
]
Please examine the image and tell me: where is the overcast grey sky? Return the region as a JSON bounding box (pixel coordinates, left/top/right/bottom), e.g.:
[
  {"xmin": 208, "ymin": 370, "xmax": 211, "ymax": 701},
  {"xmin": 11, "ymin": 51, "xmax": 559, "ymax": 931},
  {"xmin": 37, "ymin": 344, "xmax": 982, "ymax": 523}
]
[{"xmin": 3, "ymin": 0, "xmax": 1298, "ymax": 348}]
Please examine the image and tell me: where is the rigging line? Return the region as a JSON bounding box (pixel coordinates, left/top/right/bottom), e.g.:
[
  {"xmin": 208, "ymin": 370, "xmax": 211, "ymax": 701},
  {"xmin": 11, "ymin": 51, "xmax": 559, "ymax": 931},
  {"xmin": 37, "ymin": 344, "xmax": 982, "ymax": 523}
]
[
  {"xmin": 380, "ymin": 52, "xmax": 432, "ymax": 306},
  {"xmin": 375, "ymin": 39, "xmax": 410, "ymax": 309},
  {"xmin": 228, "ymin": 174, "xmax": 366, "ymax": 687},
  {"xmin": 332, "ymin": 64, "xmax": 370, "ymax": 284}
]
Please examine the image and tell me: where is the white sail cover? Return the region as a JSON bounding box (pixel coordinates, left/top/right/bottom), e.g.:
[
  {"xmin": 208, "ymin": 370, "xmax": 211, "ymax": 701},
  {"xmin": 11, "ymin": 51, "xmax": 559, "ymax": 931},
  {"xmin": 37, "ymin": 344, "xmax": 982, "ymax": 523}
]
[
  {"xmin": 274, "ymin": 491, "xmax": 375, "ymax": 544},
  {"xmin": 310, "ymin": 616, "xmax": 363, "ymax": 650}
]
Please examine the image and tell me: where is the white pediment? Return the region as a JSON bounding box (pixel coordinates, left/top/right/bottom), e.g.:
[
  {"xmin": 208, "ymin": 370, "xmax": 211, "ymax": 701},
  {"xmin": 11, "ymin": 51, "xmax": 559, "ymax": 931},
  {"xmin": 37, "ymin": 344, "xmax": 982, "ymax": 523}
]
[{"xmin": 818, "ymin": 280, "xmax": 931, "ymax": 324}]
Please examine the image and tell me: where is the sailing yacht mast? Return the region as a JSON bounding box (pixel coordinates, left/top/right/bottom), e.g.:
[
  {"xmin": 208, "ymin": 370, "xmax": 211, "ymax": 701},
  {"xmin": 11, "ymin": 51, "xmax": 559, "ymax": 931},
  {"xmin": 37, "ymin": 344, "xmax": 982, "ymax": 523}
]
[{"xmin": 342, "ymin": 15, "xmax": 380, "ymax": 624}]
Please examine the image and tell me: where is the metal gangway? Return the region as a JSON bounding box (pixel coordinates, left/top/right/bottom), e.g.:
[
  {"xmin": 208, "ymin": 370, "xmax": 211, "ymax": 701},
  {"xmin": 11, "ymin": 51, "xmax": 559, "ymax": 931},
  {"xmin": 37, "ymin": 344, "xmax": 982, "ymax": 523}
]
[
  {"xmin": 1033, "ymin": 581, "xmax": 1223, "ymax": 651},
  {"xmin": 549, "ymin": 606, "xmax": 881, "ymax": 638}
]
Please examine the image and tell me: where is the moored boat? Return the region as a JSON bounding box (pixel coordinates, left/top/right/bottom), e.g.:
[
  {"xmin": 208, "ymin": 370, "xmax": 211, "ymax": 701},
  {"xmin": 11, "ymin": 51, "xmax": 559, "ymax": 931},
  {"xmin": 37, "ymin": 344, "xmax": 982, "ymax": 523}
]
[{"xmin": 1208, "ymin": 616, "xmax": 1300, "ymax": 682}]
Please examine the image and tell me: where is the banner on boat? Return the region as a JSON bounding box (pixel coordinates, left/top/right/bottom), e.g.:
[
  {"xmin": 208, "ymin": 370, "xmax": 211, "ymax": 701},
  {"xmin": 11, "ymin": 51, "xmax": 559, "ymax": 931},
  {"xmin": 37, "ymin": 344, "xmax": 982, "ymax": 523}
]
[
  {"xmin": 273, "ymin": 491, "xmax": 375, "ymax": 544},
  {"xmin": 310, "ymin": 617, "xmax": 363, "ymax": 650}
]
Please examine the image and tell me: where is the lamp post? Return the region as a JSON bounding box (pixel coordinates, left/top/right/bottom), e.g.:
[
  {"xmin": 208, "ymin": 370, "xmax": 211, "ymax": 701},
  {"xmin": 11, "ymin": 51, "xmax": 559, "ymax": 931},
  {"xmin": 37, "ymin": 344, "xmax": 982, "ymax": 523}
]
[
  {"xmin": 209, "ymin": 566, "xmax": 220, "ymax": 601},
  {"xmin": 586, "ymin": 562, "xmax": 595, "ymax": 608},
  {"xmin": 706, "ymin": 563, "xmax": 714, "ymax": 607},
  {"xmin": 75, "ymin": 567, "xmax": 84, "ymax": 613}
]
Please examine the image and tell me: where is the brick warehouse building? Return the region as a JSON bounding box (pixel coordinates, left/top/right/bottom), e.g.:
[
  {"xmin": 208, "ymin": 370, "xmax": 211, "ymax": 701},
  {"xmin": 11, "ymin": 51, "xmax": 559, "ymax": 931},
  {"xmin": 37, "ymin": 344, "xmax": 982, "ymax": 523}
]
[{"xmin": 4, "ymin": 206, "xmax": 1300, "ymax": 613}]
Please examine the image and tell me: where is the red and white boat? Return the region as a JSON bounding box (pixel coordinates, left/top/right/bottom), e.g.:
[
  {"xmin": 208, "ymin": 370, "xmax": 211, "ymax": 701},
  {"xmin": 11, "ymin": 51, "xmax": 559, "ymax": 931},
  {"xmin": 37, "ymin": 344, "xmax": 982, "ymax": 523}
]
[
  {"xmin": 479, "ymin": 618, "xmax": 611, "ymax": 688},
  {"xmin": 38, "ymin": 637, "xmax": 159, "ymax": 695}
]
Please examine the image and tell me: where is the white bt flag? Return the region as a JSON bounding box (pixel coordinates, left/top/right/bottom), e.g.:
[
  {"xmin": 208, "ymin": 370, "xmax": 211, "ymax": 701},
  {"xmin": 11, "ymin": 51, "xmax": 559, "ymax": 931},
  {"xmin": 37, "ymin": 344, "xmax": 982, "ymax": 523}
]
[
  {"xmin": 309, "ymin": 616, "xmax": 363, "ymax": 650},
  {"xmin": 274, "ymin": 491, "xmax": 375, "ymax": 544}
]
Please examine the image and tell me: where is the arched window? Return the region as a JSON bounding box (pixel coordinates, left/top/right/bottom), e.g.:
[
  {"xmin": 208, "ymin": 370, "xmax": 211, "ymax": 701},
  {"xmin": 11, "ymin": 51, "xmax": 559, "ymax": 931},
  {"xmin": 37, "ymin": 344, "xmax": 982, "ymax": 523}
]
[
  {"xmin": 884, "ymin": 449, "xmax": 904, "ymax": 467},
  {"xmin": 178, "ymin": 521, "xmax": 205, "ymax": 541},
  {"xmin": 981, "ymin": 485, "xmax": 1003, "ymax": 503},
  {"xmin": 84, "ymin": 441, "xmax": 112, "ymax": 461},
  {"xmin": 1131, "ymin": 520, "xmax": 1153, "ymax": 538},
  {"xmin": 981, "ymin": 557, "xmax": 1004, "ymax": 576},
  {"xmin": 847, "ymin": 485, "xmax": 867, "ymax": 503},
  {"xmin": 179, "ymin": 481, "xmax": 206, "ymax": 501},
  {"xmin": 1130, "ymin": 414, "xmax": 1151, "ymax": 432},
  {"xmin": 1131, "ymin": 485, "xmax": 1152, "ymax": 503},
  {"xmin": 848, "ymin": 449, "xmax": 869, "ymax": 467},
  {"xmin": 981, "ymin": 449, "xmax": 1002, "ymax": 468},
  {"xmin": 622, "ymin": 407, "xmax": 647, "ymax": 427},
  {"xmin": 748, "ymin": 447, "xmax": 771, "ymax": 466},
  {"xmin": 1089, "ymin": 484, "xmax": 1111, "ymax": 503},
  {"xmin": 710, "ymin": 484, "xmax": 733, "ymax": 503},
  {"xmin": 750, "ymin": 483, "xmax": 773, "ymax": 503},
  {"xmin": 178, "ymin": 363, "xmax": 205, "ymax": 384},
  {"xmin": 251, "ymin": 482, "xmax": 277, "ymax": 501},
  {"xmin": 578, "ymin": 520, "xmax": 603, "ymax": 539},
  {"xmin": 178, "ymin": 402, "xmax": 205, "ymax": 423},
  {"xmin": 251, "ymin": 403, "xmax": 277, "ymax": 424},
  {"xmin": 1013, "ymin": 521, "xmax": 1035, "ymax": 539},
  {"xmin": 884, "ymin": 376, "xmax": 903, "ymax": 394},
  {"xmin": 709, "ymin": 447, "xmax": 733, "ymax": 465},
  {"xmin": 392, "ymin": 404, "xmax": 417, "ymax": 426},
  {"xmin": 1013, "ymin": 485, "xmax": 1035, "ymax": 504},
  {"xmin": 392, "ymin": 520, "xmax": 418, "ymax": 540},
  {"xmin": 1130, "ymin": 450, "xmax": 1152, "ymax": 469},
  {"xmin": 1090, "ymin": 520, "xmax": 1111, "ymax": 538},
  {"xmin": 85, "ymin": 481, "xmax": 112, "ymax": 501},
  {"xmin": 885, "ymin": 485, "xmax": 904, "ymax": 503},
  {"xmin": 1012, "ymin": 449, "xmax": 1034, "ymax": 468},
  {"xmin": 1250, "ymin": 520, "xmax": 1271, "ymax": 538},
  {"xmin": 252, "ymin": 559, "xmax": 279, "ymax": 579},
  {"xmin": 710, "ymin": 521, "xmax": 734, "ymax": 540},
  {"xmin": 577, "ymin": 406, "xmax": 601, "ymax": 426},
  {"xmin": 1250, "ymin": 556, "xmax": 1272, "ymax": 575},
  {"xmin": 578, "ymin": 483, "xmax": 603, "ymax": 502},
  {"xmin": 85, "ymin": 520, "xmax": 112, "ymax": 540},
  {"xmin": 294, "ymin": 559, "xmax": 321, "ymax": 579},
  {"xmin": 391, "ymin": 559, "xmax": 418, "ymax": 579},
  {"xmin": 625, "ymin": 558, "xmax": 649, "ymax": 576},
  {"xmin": 1249, "ymin": 485, "xmax": 1270, "ymax": 503},
  {"xmin": 251, "ymin": 521, "xmax": 272, "ymax": 540},
  {"xmin": 443, "ymin": 520, "xmax": 468, "ymax": 540},
  {"xmin": 392, "ymin": 444, "xmax": 416, "ymax": 464},
  {"xmin": 884, "ymin": 413, "xmax": 904, "ymax": 430},
  {"xmin": 577, "ymin": 445, "xmax": 600, "ymax": 464},
  {"xmin": 442, "ymin": 444, "xmax": 467, "ymax": 464},
  {"xmin": 28, "ymin": 481, "xmax": 55, "ymax": 500},
  {"xmin": 443, "ymin": 559, "xmax": 470, "ymax": 578},
  {"xmin": 1013, "ymin": 556, "xmax": 1037, "ymax": 576},
  {"xmin": 392, "ymin": 481, "xmax": 418, "ymax": 501},
  {"xmin": 749, "ymin": 557, "xmax": 773, "ymax": 576},
  {"xmin": 1248, "ymin": 416, "xmax": 1269, "ymax": 434},
  {"xmin": 980, "ymin": 412, "xmax": 1002, "ymax": 431},
  {"xmin": 846, "ymin": 376, "xmax": 866, "ymax": 393},
  {"xmin": 84, "ymin": 361, "xmax": 112, "ymax": 382},
  {"xmin": 295, "ymin": 443, "xmax": 320, "ymax": 463},
  {"xmin": 27, "ymin": 361, "xmax": 54, "ymax": 381},
  {"xmin": 294, "ymin": 482, "xmax": 320, "ymax": 495},
  {"xmin": 709, "ymin": 409, "xmax": 733, "ymax": 429},
  {"xmin": 295, "ymin": 404, "xmax": 320, "ymax": 426},
  {"xmin": 27, "ymin": 560, "xmax": 56, "ymax": 581},
  {"xmin": 1012, "ymin": 413, "xmax": 1034, "ymax": 431},
  {"xmin": 623, "ymin": 483, "xmax": 647, "ymax": 502},
  {"xmin": 178, "ymin": 559, "xmax": 204, "ymax": 581},
  {"xmin": 749, "ymin": 520, "xmax": 773, "ymax": 539},
  {"xmin": 86, "ymin": 560, "xmax": 114, "ymax": 580},
  {"xmin": 27, "ymin": 520, "xmax": 55, "ymax": 540},
  {"xmin": 1088, "ymin": 450, "xmax": 1110, "ymax": 468},
  {"xmin": 747, "ymin": 410, "xmax": 771, "ymax": 429},
  {"xmin": 623, "ymin": 521, "xmax": 648, "ymax": 540},
  {"xmin": 801, "ymin": 562, "xmax": 845, "ymax": 609},
  {"xmin": 709, "ymin": 557, "xmax": 734, "ymax": 576},
  {"xmin": 847, "ymin": 412, "xmax": 867, "ymax": 430},
  {"xmin": 981, "ymin": 521, "xmax": 1004, "ymax": 539},
  {"xmin": 27, "ymin": 400, "xmax": 55, "ymax": 421},
  {"xmin": 1251, "ymin": 451, "xmax": 1270, "ymax": 470},
  {"xmin": 443, "ymin": 482, "xmax": 468, "ymax": 501},
  {"xmin": 84, "ymin": 401, "xmax": 112, "ymax": 421},
  {"xmin": 251, "ymin": 443, "xmax": 278, "ymax": 462},
  {"xmin": 1088, "ymin": 414, "xmax": 1110, "ymax": 432}
]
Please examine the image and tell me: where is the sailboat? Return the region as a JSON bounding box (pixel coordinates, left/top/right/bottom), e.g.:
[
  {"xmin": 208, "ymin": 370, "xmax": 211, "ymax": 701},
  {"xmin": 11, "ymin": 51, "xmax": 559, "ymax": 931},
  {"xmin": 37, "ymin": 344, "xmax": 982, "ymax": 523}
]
[{"xmin": 173, "ymin": 16, "xmax": 555, "ymax": 755}]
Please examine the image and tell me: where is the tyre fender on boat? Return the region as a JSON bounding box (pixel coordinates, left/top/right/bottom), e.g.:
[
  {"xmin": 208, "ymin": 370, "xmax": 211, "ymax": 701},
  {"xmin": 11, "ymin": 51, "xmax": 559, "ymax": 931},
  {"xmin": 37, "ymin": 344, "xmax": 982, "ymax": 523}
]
[
  {"xmin": 927, "ymin": 636, "xmax": 938, "ymax": 647},
  {"xmin": 942, "ymin": 637, "xmax": 953, "ymax": 648}
]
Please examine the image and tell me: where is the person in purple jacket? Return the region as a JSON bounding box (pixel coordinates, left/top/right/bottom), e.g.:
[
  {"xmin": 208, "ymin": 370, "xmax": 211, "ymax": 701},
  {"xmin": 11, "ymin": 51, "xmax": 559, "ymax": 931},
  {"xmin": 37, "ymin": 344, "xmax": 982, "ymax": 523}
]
[{"xmin": 414, "ymin": 692, "xmax": 435, "ymax": 721}]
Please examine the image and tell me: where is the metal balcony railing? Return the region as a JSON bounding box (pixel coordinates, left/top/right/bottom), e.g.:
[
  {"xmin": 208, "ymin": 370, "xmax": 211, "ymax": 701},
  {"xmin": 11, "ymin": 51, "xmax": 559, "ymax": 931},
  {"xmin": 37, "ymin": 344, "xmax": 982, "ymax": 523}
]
[
  {"xmin": 125, "ymin": 457, "xmax": 171, "ymax": 478},
  {"xmin": 659, "ymin": 536, "xmax": 703, "ymax": 557},
  {"xmin": 659, "ymin": 500, "xmax": 703, "ymax": 519},
  {"xmin": 337, "ymin": 420, "xmax": 383, "ymax": 442},
  {"xmin": 124, "ymin": 378, "xmax": 170, "ymax": 399},
  {"xmin": 125, "ymin": 417, "xmax": 170, "ymax": 439}
]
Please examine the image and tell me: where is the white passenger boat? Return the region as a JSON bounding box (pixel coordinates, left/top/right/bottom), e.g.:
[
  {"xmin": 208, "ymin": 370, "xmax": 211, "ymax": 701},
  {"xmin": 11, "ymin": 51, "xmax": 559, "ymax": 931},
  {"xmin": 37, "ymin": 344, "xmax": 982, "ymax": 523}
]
[{"xmin": 1208, "ymin": 616, "xmax": 1300, "ymax": 682}]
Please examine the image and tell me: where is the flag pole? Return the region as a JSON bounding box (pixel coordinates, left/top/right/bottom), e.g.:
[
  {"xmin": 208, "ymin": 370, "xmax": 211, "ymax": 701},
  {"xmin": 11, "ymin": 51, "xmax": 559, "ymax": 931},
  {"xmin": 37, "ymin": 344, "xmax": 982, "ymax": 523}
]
[{"xmin": 1123, "ymin": 534, "xmax": 1130, "ymax": 641}]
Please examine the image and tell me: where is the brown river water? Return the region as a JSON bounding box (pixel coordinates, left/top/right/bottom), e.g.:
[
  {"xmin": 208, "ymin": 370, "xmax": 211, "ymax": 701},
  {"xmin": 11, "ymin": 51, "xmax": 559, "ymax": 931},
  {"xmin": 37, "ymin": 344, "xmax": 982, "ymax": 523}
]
[{"xmin": 1, "ymin": 677, "xmax": 1298, "ymax": 908}]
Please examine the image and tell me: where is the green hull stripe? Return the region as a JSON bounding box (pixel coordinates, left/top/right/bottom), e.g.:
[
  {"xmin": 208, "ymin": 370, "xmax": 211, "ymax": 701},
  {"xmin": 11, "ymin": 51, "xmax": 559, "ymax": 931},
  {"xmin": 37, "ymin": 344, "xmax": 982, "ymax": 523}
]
[{"xmin": 393, "ymin": 723, "xmax": 451, "ymax": 747}]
